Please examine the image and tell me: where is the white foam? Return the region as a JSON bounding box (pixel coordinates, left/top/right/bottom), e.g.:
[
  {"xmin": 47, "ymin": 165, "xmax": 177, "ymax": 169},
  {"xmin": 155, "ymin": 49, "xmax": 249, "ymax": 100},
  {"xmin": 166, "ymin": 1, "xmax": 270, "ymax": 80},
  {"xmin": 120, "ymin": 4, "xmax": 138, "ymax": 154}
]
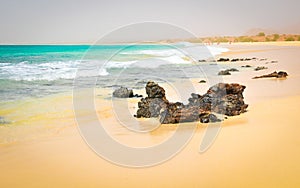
[
  {"xmin": 0, "ymin": 60, "xmax": 80, "ymax": 81},
  {"xmin": 207, "ymin": 46, "xmax": 229, "ymax": 56},
  {"xmin": 0, "ymin": 43, "xmax": 229, "ymax": 81},
  {"xmin": 98, "ymin": 67, "xmax": 109, "ymax": 76}
]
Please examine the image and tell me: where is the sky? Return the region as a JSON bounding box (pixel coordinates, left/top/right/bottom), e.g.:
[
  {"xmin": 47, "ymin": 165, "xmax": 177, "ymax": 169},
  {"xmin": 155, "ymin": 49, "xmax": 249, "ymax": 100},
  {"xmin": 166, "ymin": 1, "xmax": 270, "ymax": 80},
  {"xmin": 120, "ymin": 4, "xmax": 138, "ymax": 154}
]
[{"xmin": 0, "ymin": 0, "xmax": 299, "ymax": 44}]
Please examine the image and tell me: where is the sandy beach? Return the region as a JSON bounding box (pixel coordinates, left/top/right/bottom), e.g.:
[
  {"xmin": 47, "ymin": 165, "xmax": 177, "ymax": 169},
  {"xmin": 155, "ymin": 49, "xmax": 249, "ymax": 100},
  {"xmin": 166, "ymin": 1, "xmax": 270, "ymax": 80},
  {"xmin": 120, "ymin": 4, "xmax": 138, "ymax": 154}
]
[{"xmin": 1, "ymin": 43, "xmax": 300, "ymax": 187}]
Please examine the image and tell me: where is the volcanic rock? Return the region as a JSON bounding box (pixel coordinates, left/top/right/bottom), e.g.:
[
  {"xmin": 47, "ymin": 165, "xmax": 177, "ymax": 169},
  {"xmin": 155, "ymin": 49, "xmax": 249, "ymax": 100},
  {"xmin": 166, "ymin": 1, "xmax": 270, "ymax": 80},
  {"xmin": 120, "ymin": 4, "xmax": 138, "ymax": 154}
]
[
  {"xmin": 253, "ymin": 71, "xmax": 288, "ymax": 79},
  {"xmin": 136, "ymin": 82, "xmax": 248, "ymax": 124},
  {"xmin": 136, "ymin": 81, "xmax": 169, "ymax": 118}
]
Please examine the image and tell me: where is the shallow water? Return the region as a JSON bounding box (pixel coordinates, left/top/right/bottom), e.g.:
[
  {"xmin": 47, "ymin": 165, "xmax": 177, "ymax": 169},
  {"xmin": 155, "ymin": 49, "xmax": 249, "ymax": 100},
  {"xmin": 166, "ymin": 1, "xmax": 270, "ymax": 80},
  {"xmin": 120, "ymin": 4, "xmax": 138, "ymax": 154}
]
[{"xmin": 0, "ymin": 43, "xmax": 228, "ymax": 102}]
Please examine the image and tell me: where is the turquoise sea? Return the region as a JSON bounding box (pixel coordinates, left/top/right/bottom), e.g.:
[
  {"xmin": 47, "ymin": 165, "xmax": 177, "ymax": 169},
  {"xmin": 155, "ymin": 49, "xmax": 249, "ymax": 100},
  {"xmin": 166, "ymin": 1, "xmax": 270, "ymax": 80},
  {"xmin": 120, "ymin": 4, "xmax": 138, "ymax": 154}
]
[{"xmin": 0, "ymin": 43, "xmax": 228, "ymax": 101}]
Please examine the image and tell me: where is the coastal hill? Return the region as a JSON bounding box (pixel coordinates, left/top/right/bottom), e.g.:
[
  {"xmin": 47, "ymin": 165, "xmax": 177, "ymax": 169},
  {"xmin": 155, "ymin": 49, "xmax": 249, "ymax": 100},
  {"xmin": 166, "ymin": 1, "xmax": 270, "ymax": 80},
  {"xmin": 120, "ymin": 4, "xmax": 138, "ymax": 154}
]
[
  {"xmin": 161, "ymin": 33, "xmax": 300, "ymax": 44},
  {"xmin": 189, "ymin": 33, "xmax": 300, "ymax": 43}
]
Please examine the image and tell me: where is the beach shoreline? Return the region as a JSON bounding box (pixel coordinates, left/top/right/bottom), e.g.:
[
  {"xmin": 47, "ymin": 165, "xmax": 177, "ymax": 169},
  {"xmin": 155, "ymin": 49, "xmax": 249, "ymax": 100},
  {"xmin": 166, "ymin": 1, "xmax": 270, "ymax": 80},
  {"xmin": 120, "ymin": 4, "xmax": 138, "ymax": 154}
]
[{"xmin": 1, "ymin": 42, "xmax": 300, "ymax": 187}]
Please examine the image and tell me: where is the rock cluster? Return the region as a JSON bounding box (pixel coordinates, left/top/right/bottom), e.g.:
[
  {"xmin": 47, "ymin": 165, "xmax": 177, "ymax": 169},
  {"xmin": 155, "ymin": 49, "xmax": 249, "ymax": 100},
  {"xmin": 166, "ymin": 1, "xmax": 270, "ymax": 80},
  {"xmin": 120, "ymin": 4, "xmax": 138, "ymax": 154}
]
[
  {"xmin": 253, "ymin": 71, "xmax": 288, "ymax": 79},
  {"xmin": 135, "ymin": 81, "xmax": 248, "ymax": 124},
  {"xmin": 217, "ymin": 57, "xmax": 256, "ymax": 62}
]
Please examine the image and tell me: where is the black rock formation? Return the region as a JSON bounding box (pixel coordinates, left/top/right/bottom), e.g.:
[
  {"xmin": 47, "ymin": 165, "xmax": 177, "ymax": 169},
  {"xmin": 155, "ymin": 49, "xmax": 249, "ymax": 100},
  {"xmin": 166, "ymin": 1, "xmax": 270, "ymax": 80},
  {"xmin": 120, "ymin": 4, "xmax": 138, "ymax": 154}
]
[
  {"xmin": 253, "ymin": 71, "xmax": 288, "ymax": 79},
  {"xmin": 135, "ymin": 82, "xmax": 248, "ymax": 124}
]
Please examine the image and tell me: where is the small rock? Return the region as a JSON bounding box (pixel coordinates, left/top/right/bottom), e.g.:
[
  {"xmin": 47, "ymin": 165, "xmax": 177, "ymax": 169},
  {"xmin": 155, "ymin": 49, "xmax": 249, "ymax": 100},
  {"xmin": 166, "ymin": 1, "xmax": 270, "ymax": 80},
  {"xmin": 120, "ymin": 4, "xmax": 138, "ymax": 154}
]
[
  {"xmin": 198, "ymin": 59, "xmax": 206, "ymax": 62},
  {"xmin": 199, "ymin": 80, "xmax": 206, "ymax": 83},
  {"xmin": 242, "ymin": 65, "xmax": 252, "ymax": 68},
  {"xmin": 218, "ymin": 70, "xmax": 231, "ymax": 75},
  {"xmin": 226, "ymin": 68, "xmax": 239, "ymax": 72},
  {"xmin": 113, "ymin": 87, "xmax": 134, "ymax": 98}
]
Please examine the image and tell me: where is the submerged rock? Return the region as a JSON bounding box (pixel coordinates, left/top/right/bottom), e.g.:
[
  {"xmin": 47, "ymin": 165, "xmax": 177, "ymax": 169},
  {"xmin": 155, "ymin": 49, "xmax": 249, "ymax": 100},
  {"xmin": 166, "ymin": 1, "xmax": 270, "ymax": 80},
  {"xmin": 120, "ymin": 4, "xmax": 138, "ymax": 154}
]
[
  {"xmin": 253, "ymin": 71, "xmax": 288, "ymax": 79},
  {"xmin": 113, "ymin": 87, "xmax": 134, "ymax": 98}
]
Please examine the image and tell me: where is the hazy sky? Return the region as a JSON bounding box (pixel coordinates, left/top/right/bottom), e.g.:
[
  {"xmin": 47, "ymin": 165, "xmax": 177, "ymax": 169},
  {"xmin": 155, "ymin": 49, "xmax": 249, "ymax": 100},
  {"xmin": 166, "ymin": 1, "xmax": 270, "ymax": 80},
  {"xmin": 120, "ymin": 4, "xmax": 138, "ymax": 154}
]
[{"xmin": 0, "ymin": 0, "xmax": 299, "ymax": 44}]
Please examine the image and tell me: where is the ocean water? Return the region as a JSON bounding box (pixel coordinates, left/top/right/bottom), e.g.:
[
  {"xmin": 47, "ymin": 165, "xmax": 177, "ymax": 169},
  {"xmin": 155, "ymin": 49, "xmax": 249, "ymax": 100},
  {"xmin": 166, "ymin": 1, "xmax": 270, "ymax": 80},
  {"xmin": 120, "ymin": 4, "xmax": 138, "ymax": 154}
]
[{"xmin": 0, "ymin": 43, "xmax": 229, "ymax": 101}]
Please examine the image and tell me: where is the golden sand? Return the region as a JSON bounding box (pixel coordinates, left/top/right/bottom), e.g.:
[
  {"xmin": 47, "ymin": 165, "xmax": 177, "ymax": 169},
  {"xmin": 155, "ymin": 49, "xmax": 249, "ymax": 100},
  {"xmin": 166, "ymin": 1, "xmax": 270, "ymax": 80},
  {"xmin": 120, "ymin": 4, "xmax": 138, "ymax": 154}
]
[{"xmin": 1, "ymin": 95, "xmax": 300, "ymax": 187}]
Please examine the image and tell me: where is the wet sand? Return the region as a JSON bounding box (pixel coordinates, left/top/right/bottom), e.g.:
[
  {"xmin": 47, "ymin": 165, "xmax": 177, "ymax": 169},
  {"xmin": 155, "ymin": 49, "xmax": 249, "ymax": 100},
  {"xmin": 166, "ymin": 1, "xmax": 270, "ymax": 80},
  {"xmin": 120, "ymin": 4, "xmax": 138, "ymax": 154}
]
[{"xmin": 1, "ymin": 43, "xmax": 300, "ymax": 187}]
